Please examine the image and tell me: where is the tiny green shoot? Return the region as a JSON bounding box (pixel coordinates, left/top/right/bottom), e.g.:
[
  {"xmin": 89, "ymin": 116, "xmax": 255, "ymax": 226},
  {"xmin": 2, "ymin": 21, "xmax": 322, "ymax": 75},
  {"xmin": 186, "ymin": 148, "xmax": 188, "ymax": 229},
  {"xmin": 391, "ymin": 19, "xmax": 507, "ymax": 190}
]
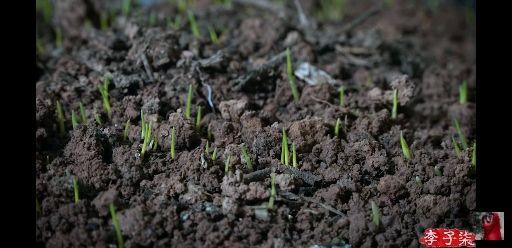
[
  {"xmin": 339, "ymin": 86, "xmax": 345, "ymax": 107},
  {"xmin": 195, "ymin": 105, "xmax": 202, "ymax": 130},
  {"xmin": 453, "ymin": 118, "xmax": 468, "ymax": 150},
  {"xmin": 205, "ymin": 140, "xmax": 210, "ymax": 155},
  {"xmin": 391, "ymin": 89, "xmax": 398, "ymax": 119},
  {"xmin": 459, "ymin": 80, "xmax": 468, "ymax": 104},
  {"xmin": 56, "ymin": 100, "xmax": 65, "ymax": 136},
  {"xmin": 208, "ymin": 26, "xmax": 219, "ymax": 44},
  {"xmin": 371, "ymin": 200, "xmax": 381, "ymax": 227},
  {"xmin": 224, "ymin": 155, "xmax": 231, "ymax": 175},
  {"xmin": 185, "ymin": 84, "xmax": 193, "ymax": 119},
  {"xmin": 36, "ymin": 0, "xmax": 53, "ymax": 23},
  {"xmin": 141, "ymin": 121, "xmax": 152, "ymax": 159},
  {"xmin": 123, "ymin": 120, "xmax": 130, "ymax": 141},
  {"xmin": 212, "ymin": 148, "xmax": 218, "ymax": 161},
  {"xmin": 285, "ymin": 48, "xmax": 300, "ymax": 103},
  {"xmin": 100, "ymin": 13, "xmax": 109, "ymax": 30},
  {"xmin": 452, "ymin": 136, "xmax": 461, "ymax": 158},
  {"xmin": 188, "ymin": 11, "xmax": 201, "ymax": 39},
  {"xmin": 71, "ymin": 110, "xmax": 79, "ymax": 129},
  {"xmin": 334, "ymin": 118, "xmax": 342, "ymax": 138},
  {"xmin": 98, "ymin": 77, "xmax": 112, "ymax": 118},
  {"xmin": 292, "ymin": 143, "xmax": 298, "ymax": 168},
  {"xmin": 168, "ymin": 16, "xmax": 181, "ymax": 30},
  {"xmin": 109, "ymin": 203, "xmax": 125, "ymax": 248},
  {"xmin": 122, "ymin": 0, "xmax": 131, "ymax": 16},
  {"xmin": 241, "ymin": 144, "xmax": 253, "ymax": 172},
  {"xmin": 281, "ymin": 128, "xmax": 290, "ymax": 166},
  {"xmin": 55, "ymin": 28, "xmax": 63, "ymax": 49},
  {"xmin": 400, "ymin": 131, "xmax": 412, "ymax": 160},
  {"xmin": 472, "ymin": 142, "xmax": 476, "ymax": 169},
  {"xmin": 95, "ymin": 112, "xmax": 102, "ymax": 125},
  {"xmin": 170, "ymin": 127, "xmax": 176, "ymax": 159},
  {"xmin": 79, "ymin": 102, "xmax": 87, "ymax": 125},
  {"xmin": 268, "ymin": 173, "xmax": 276, "ymax": 209},
  {"xmin": 73, "ymin": 176, "xmax": 79, "ymax": 204}
]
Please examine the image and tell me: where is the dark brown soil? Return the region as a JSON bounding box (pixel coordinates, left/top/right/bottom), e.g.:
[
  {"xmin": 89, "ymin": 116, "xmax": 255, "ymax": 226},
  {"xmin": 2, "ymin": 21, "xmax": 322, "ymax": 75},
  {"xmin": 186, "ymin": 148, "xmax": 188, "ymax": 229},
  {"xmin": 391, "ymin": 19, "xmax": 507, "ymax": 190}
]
[{"xmin": 36, "ymin": 0, "xmax": 476, "ymax": 247}]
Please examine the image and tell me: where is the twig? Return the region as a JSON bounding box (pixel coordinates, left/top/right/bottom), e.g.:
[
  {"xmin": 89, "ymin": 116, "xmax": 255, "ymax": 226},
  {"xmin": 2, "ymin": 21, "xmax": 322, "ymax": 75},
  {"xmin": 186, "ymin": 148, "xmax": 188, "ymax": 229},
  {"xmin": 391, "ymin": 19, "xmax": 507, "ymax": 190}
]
[
  {"xmin": 140, "ymin": 53, "xmax": 154, "ymax": 83},
  {"xmin": 339, "ymin": 3, "xmax": 382, "ymax": 34},
  {"xmin": 310, "ymin": 95, "xmax": 335, "ymax": 107},
  {"xmin": 233, "ymin": 51, "xmax": 286, "ymax": 91},
  {"xmin": 294, "ymin": 0, "xmax": 310, "ymax": 28},
  {"xmin": 281, "ymin": 191, "xmax": 346, "ymax": 216},
  {"xmin": 243, "ymin": 163, "xmax": 321, "ymax": 186}
]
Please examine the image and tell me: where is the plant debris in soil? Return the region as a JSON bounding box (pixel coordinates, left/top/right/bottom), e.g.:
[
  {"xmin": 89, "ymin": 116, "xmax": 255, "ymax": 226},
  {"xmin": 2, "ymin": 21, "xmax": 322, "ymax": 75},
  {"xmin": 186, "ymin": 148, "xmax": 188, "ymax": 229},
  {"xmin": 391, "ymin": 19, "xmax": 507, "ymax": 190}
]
[{"xmin": 36, "ymin": 0, "xmax": 476, "ymax": 247}]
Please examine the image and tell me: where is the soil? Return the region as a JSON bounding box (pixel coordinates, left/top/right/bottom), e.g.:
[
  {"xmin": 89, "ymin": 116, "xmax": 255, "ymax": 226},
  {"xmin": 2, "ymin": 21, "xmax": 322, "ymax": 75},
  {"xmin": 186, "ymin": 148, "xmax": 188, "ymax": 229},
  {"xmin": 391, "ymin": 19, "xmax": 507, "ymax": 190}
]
[{"xmin": 36, "ymin": 0, "xmax": 476, "ymax": 247}]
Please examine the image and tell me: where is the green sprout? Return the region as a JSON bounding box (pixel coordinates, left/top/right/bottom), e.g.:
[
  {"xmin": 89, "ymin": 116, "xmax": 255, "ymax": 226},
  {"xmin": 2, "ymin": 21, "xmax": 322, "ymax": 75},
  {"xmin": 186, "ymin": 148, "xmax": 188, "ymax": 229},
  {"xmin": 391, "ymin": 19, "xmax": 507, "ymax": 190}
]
[
  {"xmin": 177, "ymin": 0, "xmax": 188, "ymax": 14},
  {"xmin": 55, "ymin": 28, "xmax": 63, "ymax": 49},
  {"xmin": 185, "ymin": 84, "xmax": 193, "ymax": 119},
  {"xmin": 100, "ymin": 13, "xmax": 109, "ymax": 30},
  {"xmin": 140, "ymin": 120, "xmax": 153, "ymax": 159},
  {"xmin": 170, "ymin": 127, "xmax": 176, "ymax": 159},
  {"xmin": 95, "ymin": 112, "xmax": 102, "ymax": 125},
  {"xmin": 36, "ymin": 0, "xmax": 53, "ymax": 23},
  {"xmin": 292, "ymin": 143, "xmax": 298, "ymax": 168},
  {"xmin": 317, "ymin": 0, "xmax": 346, "ymax": 21},
  {"xmin": 285, "ymin": 48, "xmax": 300, "ymax": 103},
  {"xmin": 188, "ymin": 11, "xmax": 201, "ymax": 39},
  {"xmin": 79, "ymin": 102, "xmax": 87, "ymax": 125},
  {"xmin": 71, "ymin": 110, "xmax": 79, "ymax": 129},
  {"xmin": 224, "ymin": 155, "xmax": 231, "ymax": 175},
  {"xmin": 334, "ymin": 118, "xmax": 342, "ymax": 138},
  {"xmin": 73, "ymin": 176, "xmax": 79, "ymax": 204},
  {"xmin": 453, "ymin": 118, "xmax": 468, "ymax": 150},
  {"xmin": 168, "ymin": 16, "xmax": 181, "ymax": 30},
  {"xmin": 195, "ymin": 105, "xmax": 202, "ymax": 130},
  {"xmin": 98, "ymin": 77, "xmax": 112, "ymax": 118},
  {"xmin": 452, "ymin": 136, "xmax": 461, "ymax": 158},
  {"xmin": 415, "ymin": 176, "xmax": 422, "ymax": 187},
  {"xmin": 339, "ymin": 86, "xmax": 345, "ymax": 107},
  {"xmin": 434, "ymin": 165, "xmax": 442, "ymax": 176},
  {"xmin": 123, "ymin": 120, "xmax": 130, "ymax": 141},
  {"xmin": 459, "ymin": 80, "xmax": 468, "ymax": 104},
  {"xmin": 472, "ymin": 142, "xmax": 476, "ymax": 169},
  {"xmin": 208, "ymin": 26, "xmax": 219, "ymax": 44},
  {"xmin": 241, "ymin": 144, "xmax": 253, "ymax": 172},
  {"xmin": 281, "ymin": 128, "xmax": 290, "ymax": 166},
  {"xmin": 122, "ymin": 0, "xmax": 131, "ymax": 16},
  {"xmin": 55, "ymin": 100, "xmax": 65, "ymax": 136},
  {"xmin": 268, "ymin": 173, "xmax": 276, "ymax": 209},
  {"xmin": 205, "ymin": 140, "xmax": 210, "ymax": 155},
  {"xmin": 370, "ymin": 200, "xmax": 381, "ymax": 227},
  {"xmin": 109, "ymin": 203, "xmax": 125, "ymax": 248},
  {"xmin": 212, "ymin": 148, "xmax": 218, "ymax": 161},
  {"xmin": 391, "ymin": 89, "xmax": 398, "ymax": 119},
  {"xmin": 400, "ymin": 131, "xmax": 412, "ymax": 160}
]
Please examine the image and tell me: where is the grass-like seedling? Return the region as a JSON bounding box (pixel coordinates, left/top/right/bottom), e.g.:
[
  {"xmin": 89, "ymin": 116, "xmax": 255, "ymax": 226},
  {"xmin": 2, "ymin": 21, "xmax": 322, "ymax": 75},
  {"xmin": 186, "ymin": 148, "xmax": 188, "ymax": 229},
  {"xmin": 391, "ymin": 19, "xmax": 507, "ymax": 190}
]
[
  {"xmin": 195, "ymin": 105, "xmax": 202, "ymax": 130},
  {"xmin": 177, "ymin": 0, "xmax": 188, "ymax": 14},
  {"xmin": 472, "ymin": 142, "xmax": 476, "ymax": 169},
  {"xmin": 292, "ymin": 143, "xmax": 298, "ymax": 168},
  {"xmin": 224, "ymin": 155, "xmax": 231, "ymax": 175},
  {"xmin": 79, "ymin": 102, "xmax": 87, "ymax": 125},
  {"xmin": 100, "ymin": 13, "xmax": 109, "ymax": 31},
  {"xmin": 122, "ymin": 0, "xmax": 131, "ymax": 16},
  {"xmin": 95, "ymin": 112, "xmax": 102, "ymax": 125},
  {"xmin": 452, "ymin": 136, "xmax": 461, "ymax": 158},
  {"xmin": 334, "ymin": 118, "xmax": 342, "ymax": 138},
  {"xmin": 268, "ymin": 173, "xmax": 276, "ymax": 209},
  {"xmin": 281, "ymin": 128, "xmax": 290, "ymax": 166},
  {"xmin": 188, "ymin": 11, "xmax": 201, "ymax": 39},
  {"xmin": 140, "ymin": 120, "xmax": 153, "ymax": 159},
  {"xmin": 459, "ymin": 80, "xmax": 468, "ymax": 104},
  {"xmin": 212, "ymin": 148, "xmax": 218, "ymax": 161},
  {"xmin": 73, "ymin": 176, "xmax": 79, "ymax": 204},
  {"xmin": 185, "ymin": 84, "xmax": 193, "ymax": 119},
  {"xmin": 55, "ymin": 28, "xmax": 63, "ymax": 49},
  {"xmin": 241, "ymin": 144, "xmax": 253, "ymax": 172},
  {"xmin": 285, "ymin": 48, "xmax": 300, "ymax": 103},
  {"xmin": 168, "ymin": 16, "xmax": 182, "ymax": 30},
  {"xmin": 98, "ymin": 77, "xmax": 112, "ymax": 118},
  {"xmin": 370, "ymin": 200, "xmax": 381, "ymax": 227},
  {"xmin": 453, "ymin": 118, "xmax": 468, "ymax": 150},
  {"xmin": 123, "ymin": 120, "xmax": 130, "ymax": 141},
  {"xmin": 205, "ymin": 140, "xmax": 210, "ymax": 155},
  {"xmin": 208, "ymin": 26, "xmax": 219, "ymax": 44},
  {"xmin": 36, "ymin": 0, "xmax": 53, "ymax": 23},
  {"xmin": 170, "ymin": 127, "xmax": 176, "ymax": 159},
  {"xmin": 391, "ymin": 89, "xmax": 398, "ymax": 119},
  {"xmin": 400, "ymin": 131, "xmax": 412, "ymax": 160},
  {"xmin": 55, "ymin": 100, "xmax": 65, "ymax": 136},
  {"xmin": 109, "ymin": 203, "xmax": 125, "ymax": 248},
  {"xmin": 339, "ymin": 86, "xmax": 345, "ymax": 107},
  {"xmin": 71, "ymin": 110, "xmax": 79, "ymax": 129}
]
